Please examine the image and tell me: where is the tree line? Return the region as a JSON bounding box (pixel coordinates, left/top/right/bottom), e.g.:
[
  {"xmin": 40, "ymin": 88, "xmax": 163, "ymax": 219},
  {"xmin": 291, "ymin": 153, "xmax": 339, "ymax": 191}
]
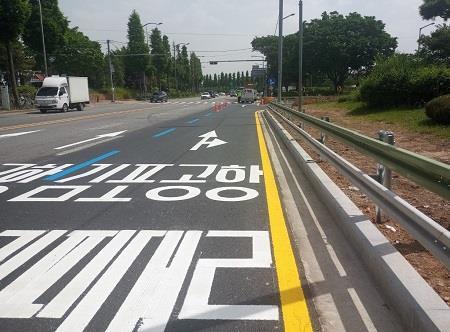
[
  {"xmin": 252, "ymin": 0, "xmax": 449, "ymax": 96},
  {"xmin": 0, "ymin": 1, "xmax": 204, "ymax": 106}
]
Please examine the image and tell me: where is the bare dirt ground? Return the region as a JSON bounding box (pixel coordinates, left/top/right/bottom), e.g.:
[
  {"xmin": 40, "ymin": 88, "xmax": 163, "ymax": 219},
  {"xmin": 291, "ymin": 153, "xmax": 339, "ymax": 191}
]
[{"xmin": 270, "ymin": 104, "xmax": 450, "ymax": 306}]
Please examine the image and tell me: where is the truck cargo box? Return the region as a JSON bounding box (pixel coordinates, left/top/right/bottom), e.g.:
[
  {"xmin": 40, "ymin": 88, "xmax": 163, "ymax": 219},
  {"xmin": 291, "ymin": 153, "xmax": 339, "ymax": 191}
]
[{"xmin": 68, "ymin": 77, "xmax": 89, "ymax": 104}]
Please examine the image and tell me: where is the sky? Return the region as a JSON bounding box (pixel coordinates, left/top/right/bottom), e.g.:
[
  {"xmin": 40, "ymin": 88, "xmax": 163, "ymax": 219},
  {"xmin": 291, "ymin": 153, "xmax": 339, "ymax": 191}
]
[{"xmin": 59, "ymin": 0, "xmax": 442, "ymax": 75}]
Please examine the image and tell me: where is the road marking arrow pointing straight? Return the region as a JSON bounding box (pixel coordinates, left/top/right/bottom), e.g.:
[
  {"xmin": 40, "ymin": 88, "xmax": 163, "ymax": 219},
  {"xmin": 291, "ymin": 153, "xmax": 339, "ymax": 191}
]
[
  {"xmin": 190, "ymin": 130, "xmax": 227, "ymax": 151},
  {"xmin": 0, "ymin": 130, "xmax": 41, "ymax": 138},
  {"xmin": 54, "ymin": 131, "xmax": 127, "ymax": 150}
]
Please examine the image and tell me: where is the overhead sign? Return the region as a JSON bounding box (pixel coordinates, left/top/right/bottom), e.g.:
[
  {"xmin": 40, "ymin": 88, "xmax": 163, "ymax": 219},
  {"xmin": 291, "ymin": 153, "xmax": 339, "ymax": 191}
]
[
  {"xmin": 190, "ymin": 130, "xmax": 227, "ymax": 151},
  {"xmin": 209, "ymin": 61, "xmax": 218, "ymax": 65},
  {"xmin": 267, "ymin": 78, "xmax": 276, "ymax": 87}
]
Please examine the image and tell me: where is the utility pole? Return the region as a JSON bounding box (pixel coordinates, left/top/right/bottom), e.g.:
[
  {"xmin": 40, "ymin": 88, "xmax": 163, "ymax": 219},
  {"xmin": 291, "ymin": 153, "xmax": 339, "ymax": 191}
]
[
  {"xmin": 277, "ymin": 0, "xmax": 283, "ymax": 102},
  {"xmin": 107, "ymin": 40, "xmax": 115, "ymax": 102},
  {"xmin": 37, "ymin": 0, "xmax": 48, "ymax": 76},
  {"xmin": 298, "ymin": 0, "xmax": 304, "ymax": 112}
]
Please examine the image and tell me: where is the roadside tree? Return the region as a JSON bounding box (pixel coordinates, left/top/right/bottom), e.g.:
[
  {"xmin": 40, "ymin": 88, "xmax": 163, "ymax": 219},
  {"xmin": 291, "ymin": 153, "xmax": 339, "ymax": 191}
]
[
  {"xmin": 125, "ymin": 10, "xmax": 149, "ymax": 89},
  {"xmin": 0, "ymin": 0, "xmax": 31, "ymax": 106},
  {"xmin": 420, "ymin": 0, "xmax": 450, "ymax": 20},
  {"xmin": 23, "ymin": 0, "xmax": 68, "ymax": 72}
]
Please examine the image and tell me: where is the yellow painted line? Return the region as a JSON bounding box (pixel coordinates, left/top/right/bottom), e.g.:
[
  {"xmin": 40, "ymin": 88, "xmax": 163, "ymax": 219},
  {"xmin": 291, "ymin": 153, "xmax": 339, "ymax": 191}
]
[
  {"xmin": 255, "ymin": 111, "xmax": 313, "ymax": 332},
  {"xmin": 0, "ymin": 107, "xmax": 150, "ymax": 132}
]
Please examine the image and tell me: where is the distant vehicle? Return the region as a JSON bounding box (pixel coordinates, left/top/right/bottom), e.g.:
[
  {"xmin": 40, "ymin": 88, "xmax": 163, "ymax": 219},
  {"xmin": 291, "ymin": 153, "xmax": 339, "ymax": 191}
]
[
  {"xmin": 229, "ymin": 90, "xmax": 237, "ymax": 97},
  {"xmin": 240, "ymin": 89, "xmax": 257, "ymax": 103},
  {"xmin": 209, "ymin": 91, "xmax": 218, "ymax": 98},
  {"xmin": 150, "ymin": 91, "xmax": 168, "ymax": 103},
  {"xmin": 218, "ymin": 92, "xmax": 226, "ymax": 96},
  {"xmin": 35, "ymin": 76, "xmax": 89, "ymax": 113},
  {"xmin": 201, "ymin": 92, "xmax": 212, "ymax": 99}
]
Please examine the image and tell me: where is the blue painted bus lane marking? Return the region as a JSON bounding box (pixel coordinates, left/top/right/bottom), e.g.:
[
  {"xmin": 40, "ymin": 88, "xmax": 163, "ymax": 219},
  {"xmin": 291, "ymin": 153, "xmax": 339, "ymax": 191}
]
[
  {"xmin": 153, "ymin": 128, "xmax": 176, "ymax": 138},
  {"xmin": 46, "ymin": 150, "xmax": 120, "ymax": 181},
  {"xmin": 187, "ymin": 118, "xmax": 199, "ymax": 124}
]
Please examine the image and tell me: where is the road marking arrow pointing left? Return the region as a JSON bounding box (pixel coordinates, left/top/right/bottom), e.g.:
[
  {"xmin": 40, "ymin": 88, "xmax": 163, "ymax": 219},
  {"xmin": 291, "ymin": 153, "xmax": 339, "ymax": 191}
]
[
  {"xmin": 190, "ymin": 130, "xmax": 227, "ymax": 151},
  {"xmin": 54, "ymin": 131, "xmax": 127, "ymax": 150}
]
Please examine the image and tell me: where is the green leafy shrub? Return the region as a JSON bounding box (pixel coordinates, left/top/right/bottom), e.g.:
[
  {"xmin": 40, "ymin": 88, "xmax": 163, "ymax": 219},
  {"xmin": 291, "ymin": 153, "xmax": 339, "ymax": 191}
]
[
  {"xmin": 359, "ymin": 54, "xmax": 450, "ymax": 107},
  {"xmin": 337, "ymin": 90, "xmax": 361, "ymax": 103},
  {"xmin": 425, "ymin": 94, "xmax": 450, "ymax": 124},
  {"xmin": 17, "ymin": 85, "xmax": 37, "ymax": 97}
]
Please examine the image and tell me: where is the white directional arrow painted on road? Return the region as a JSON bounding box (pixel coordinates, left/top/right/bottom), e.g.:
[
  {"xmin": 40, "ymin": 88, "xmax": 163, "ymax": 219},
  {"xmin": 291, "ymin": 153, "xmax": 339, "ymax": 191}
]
[
  {"xmin": 190, "ymin": 130, "xmax": 227, "ymax": 151},
  {"xmin": 54, "ymin": 131, "xmax": 127, "ymax": 150},
  {"xmin": 0, "ymin": 130, "xmax": 41, "ymax": 138}
]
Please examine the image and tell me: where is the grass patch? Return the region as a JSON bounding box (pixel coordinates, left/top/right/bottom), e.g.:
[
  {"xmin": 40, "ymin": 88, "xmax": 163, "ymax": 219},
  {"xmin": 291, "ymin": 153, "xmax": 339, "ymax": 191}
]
[{"xmin": 311, "ymin": 101, "xmax": 450, "ymax": 139}]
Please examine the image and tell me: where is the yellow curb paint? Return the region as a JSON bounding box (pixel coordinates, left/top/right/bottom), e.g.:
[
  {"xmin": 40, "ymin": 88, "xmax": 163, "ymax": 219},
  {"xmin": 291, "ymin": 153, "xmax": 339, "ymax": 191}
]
[{"xmin": 255, "ymin": 111, "xmax": 313, "ymax": 332}]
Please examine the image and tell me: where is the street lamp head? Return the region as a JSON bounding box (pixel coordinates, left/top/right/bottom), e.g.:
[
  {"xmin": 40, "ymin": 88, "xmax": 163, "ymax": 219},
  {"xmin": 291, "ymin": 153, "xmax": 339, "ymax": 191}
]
[{"xmin": 283, "ymin": 13, "xmax": 295, "ymax": 20}]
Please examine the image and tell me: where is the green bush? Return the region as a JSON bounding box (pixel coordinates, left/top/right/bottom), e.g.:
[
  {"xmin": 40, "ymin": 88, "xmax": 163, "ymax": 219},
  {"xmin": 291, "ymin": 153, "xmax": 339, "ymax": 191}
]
[
  {"xmin": 359, "ymin": 55, "xmax": 450, "ymax": 107},
  {"xmin": 17, "ymin": 85, "xmax": 37, "ymax": 97},
  {"xmin": 425, "ymin": 94, "xmax": 450, "ymax": 124},
  {"xmin": 337, "ymin": 90, "xmax": 361, "ymax": 103}
]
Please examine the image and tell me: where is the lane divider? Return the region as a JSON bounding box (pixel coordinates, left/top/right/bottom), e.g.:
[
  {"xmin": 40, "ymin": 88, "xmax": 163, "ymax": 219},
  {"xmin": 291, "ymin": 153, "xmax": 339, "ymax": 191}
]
[
  {"xmin": 254, "ymin": 112, "xmax": 313, "ymax": 332},
  {"xmin": 0, "ymin": 107, "xmax": 154, "ymax": 132},
  {"xmin": 153, "ymin": 128, "xmax": 176, "ymax": 138},
  {"xmin": 45, "ymin": 150, "xmax": 120, "ymax": 181},
  {"xmin": 186, "ymin": 119, "xmax": 200, "ymax": 124}
]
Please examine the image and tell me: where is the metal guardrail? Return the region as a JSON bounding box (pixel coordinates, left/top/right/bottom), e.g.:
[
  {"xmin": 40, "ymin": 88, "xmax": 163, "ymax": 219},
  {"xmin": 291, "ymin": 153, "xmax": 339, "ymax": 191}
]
[
  {"xmin": 270, "ymin": 102, "xmax": 450, "ymax": 200},
  {"xmin": 264, "ymin": 107, "xmax": 450, "ymax": 270}
]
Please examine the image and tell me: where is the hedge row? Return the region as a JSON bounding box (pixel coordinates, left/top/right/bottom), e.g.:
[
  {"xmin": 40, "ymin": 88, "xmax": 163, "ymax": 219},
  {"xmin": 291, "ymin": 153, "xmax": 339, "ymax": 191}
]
[{"xmin": 359, "ymin": 55, "xmax": 450, "ymax": 107}]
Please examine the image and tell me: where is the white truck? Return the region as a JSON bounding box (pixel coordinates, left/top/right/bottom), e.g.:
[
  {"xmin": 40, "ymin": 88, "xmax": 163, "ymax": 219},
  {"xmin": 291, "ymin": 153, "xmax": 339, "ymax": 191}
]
[
  {"xmin": 35, "ymin": 76, "xmax": 90, "ymax": 113},
  {"xmin": 240, "ymin": 88, "xmax": 257, "ymax": 103}
]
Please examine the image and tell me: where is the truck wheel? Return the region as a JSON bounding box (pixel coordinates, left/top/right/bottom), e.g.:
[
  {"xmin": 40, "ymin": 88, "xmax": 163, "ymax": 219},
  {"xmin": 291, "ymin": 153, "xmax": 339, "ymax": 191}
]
[
  {"xmin": 40, "ymin": 109, "xmax": 47, "ymax": 114},
  {"xmin": 77, "ymin": 103, "xmax": 84, "ymax": 111},
  {"xmin": 62, "ymin": 104, "xmax": 68, "ymax": 113}
]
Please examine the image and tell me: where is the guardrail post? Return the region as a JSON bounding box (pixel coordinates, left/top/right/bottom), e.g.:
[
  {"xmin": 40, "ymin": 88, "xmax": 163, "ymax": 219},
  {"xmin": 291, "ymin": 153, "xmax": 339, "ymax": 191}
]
[
  {"xmin": 319, "ymin": 117, "xmax": 330, "ymax": 144},
  {"xmin": 375, "ymin": 131, "xmax": 395, "ymax": 223}
]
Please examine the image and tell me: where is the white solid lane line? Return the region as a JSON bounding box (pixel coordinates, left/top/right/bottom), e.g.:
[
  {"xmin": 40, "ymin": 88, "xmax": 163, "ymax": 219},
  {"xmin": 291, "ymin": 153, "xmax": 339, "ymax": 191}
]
[
  {"xmin": 54, "ymin": 131, "xmax": 127, "ymax": 150},
  {"xmin": 0, "ymin": 130, "xmax": 41, "ymax": 138}
]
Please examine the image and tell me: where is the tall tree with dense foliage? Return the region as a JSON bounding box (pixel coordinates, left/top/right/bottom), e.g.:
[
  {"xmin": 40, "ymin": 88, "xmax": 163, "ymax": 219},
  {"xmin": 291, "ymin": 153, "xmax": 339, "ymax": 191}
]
[
  {"xmin": 125, "ymin": 10, "xmax": 149, "ymax": 88},
  {"xmin": 419, "ymin": 24, "xmax": 450, "ymax": 65},
  {"xmin": 23, "ymin": 0, "xmax": 68, "ymax": 71},
  {"xmin": 150, "ymin": 28, "xmax": 167, "ymax": 89},
  {"xmin": 190, "ymin": 52, "xmax": 202, "ymax": 92},
  {"xmin": 53, "ymin": 27, "xmax": 105, "ymax": 88},
  {"xmin": 420, "ymin": 0, "xmax": 450, "ymax": 20},
  {"xmin": 0, "ymin": 0, "xmax": 31, "ymax": 106},
  {"xmin": 304, "ymin": 12, "xmax": 397, "ymax": 92}
]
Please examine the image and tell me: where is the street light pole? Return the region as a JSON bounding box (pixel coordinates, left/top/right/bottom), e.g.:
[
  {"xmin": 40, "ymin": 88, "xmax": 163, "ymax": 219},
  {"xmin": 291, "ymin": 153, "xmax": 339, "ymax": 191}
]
[
  {"xmin": 37, "ymin": 0, "xmax": 48, "ymax": 76},
  {"xmin": 418, "ymin": 22, "xmax": 435, "ymax": 52},
  {"xmin": 277, "ymin": 0, "xmax": 283, "ymax": 102},
  {"xmin": 106, "ymin": 39, "xmax": 115, "ymax": 103},
  {"xmin": 298, "ymin": 0, "xmax": 303, "ymax": 112}
]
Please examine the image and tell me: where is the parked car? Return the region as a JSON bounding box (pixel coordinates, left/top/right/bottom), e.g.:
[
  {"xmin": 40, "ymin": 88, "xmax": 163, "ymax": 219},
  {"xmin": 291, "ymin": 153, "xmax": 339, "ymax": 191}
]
[
  {"xmin": 201, "ymin": 92, "xmax": 212, "ymax": 99},
  {"xmin": 229, "ymin": 90, "xmax": 237, "ymax": 97},
  {"xmin": 35, "ymin": 76, "xmax": 89, "ymax": 113},
  {"xmin": 150, "ymin": 91, "xmax": 168, "ymax": 103}
]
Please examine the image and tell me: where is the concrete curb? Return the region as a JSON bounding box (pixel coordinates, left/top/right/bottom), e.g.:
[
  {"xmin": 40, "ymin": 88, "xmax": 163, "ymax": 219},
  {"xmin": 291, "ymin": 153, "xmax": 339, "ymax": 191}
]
[{"xmin": 263, "ymin": 110, "xmax": 450, "ymax": 332}]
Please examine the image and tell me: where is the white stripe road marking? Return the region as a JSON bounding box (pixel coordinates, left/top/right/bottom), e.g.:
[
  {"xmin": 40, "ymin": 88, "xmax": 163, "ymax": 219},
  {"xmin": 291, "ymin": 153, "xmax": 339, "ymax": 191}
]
[
  {"xmin": 0, "ymin": 130, "xmax": 41, "ymax": 138},
  {"xmin": 0, "ymin": 231, "xmax": 117, "ymax": 318},
  {"xmin": 54, "ymin": 131, "xmax": 126, "ymax": 150},
  {"xmin": 38, "ymin": 230, "xmax": 136, "ymax": 318},
  {"xmin": 106, "ymin": 231, "xmax": 201, "ymax": 332},
  {"xmin": 0, "ymin": 230, "xmax": 45, "ymax": 262},
  {"xmin": 55, "ymin": 231, "xmax": 166, "ymax": 332},
  {"xmin": 0, "ymin": 230, "xmax": 66, "ymax": 282}
]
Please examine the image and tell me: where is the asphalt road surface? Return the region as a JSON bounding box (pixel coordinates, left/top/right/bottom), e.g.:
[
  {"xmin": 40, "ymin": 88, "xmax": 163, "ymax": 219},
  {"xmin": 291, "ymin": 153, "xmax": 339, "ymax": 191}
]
[{"xmin": 0, "ymin": 97, "xmax": 314, "ymax": 332}]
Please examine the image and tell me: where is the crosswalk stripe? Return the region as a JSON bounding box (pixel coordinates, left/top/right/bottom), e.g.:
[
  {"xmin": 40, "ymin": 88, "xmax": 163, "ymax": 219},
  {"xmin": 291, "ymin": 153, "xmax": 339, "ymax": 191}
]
[{"xmin": 55, "ymin": 231, "xmax": 166, "ymax": 332}]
